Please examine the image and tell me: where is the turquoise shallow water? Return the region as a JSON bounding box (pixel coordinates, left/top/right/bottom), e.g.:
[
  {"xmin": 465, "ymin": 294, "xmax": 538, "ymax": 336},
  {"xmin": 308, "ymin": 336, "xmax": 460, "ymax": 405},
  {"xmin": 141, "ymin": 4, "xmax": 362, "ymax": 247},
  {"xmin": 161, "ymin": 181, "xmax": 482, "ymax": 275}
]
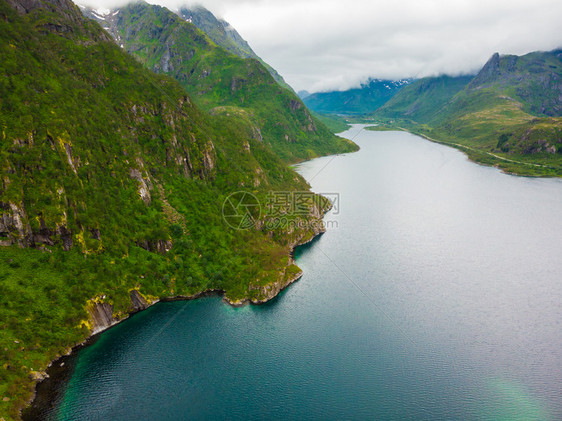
[{"xmin": 47, "ymin": 127, "xmax": 562, "ymax": 420}]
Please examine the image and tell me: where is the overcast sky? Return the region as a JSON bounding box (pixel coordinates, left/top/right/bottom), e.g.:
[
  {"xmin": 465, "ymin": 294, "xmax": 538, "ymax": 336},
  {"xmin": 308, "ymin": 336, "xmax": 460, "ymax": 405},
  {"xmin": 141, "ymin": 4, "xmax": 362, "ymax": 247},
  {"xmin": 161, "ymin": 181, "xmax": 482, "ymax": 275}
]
[{"xmin": 82, "ymin": 0, "xmax": 562, "ymax": 92}]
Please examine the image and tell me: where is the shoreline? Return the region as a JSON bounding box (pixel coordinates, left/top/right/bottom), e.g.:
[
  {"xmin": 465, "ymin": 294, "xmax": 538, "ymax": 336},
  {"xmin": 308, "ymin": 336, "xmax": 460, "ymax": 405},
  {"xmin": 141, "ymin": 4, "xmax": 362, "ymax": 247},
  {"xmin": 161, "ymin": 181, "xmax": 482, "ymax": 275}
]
[
  {"xmin": 22, "ymin": 222, "xmax": 327, "ymax": 419},
  {"xmin": 22, "ymin": 125, "xmax": 350, "ymax": 419},
  {"xmin": 367, "ymin": 124, "xmax": 561, "ymax": 178}
]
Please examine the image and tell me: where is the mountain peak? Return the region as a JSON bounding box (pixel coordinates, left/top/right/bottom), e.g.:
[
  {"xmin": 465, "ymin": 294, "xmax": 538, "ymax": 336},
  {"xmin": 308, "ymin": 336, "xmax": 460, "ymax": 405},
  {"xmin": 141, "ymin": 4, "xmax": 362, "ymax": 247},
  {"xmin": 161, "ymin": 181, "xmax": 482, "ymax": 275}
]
[
  {"xmin": 469, "ymin": 52, "xmax": 501, "ymax": 88},
  {"xmin": 175, "ymin": 4, "xmax": 293, "ymax": 91},
  {"xmin": 486, "ymin": 52, "xmax": 501, "ymax": 70}
]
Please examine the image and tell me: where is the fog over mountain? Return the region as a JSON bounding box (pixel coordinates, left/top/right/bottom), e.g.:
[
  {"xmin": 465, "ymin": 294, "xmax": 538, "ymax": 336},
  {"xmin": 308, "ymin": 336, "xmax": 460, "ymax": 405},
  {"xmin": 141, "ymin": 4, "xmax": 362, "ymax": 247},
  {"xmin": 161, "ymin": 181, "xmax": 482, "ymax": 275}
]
[{"xmin": 77, "ymin": 0, "xmax": 562, "ymax": 92}]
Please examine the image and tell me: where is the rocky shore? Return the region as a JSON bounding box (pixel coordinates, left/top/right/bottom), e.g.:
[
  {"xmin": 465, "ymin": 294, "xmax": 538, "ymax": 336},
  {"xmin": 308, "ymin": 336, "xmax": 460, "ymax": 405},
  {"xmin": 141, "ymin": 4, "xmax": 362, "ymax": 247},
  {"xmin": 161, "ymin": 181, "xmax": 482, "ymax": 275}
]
[{"xmin": 22, "ymin": 218, "xmax": 328, "ymax": 419}]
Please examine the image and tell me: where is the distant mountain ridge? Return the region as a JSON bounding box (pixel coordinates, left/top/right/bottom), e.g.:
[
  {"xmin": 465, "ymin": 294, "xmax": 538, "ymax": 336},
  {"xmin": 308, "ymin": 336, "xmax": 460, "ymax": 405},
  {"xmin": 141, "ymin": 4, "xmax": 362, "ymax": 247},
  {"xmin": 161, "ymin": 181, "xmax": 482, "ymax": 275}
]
[
  {"xmin": 371, "ymin": 50, "xmax": 562, "ymax": 175},
  {"xmin": 303, "ymin": 78, "xmax": 411, "ymax": 115},
  {"xmin": 374, "ymin": 75, "xmax": 473, "ymax": 123}
]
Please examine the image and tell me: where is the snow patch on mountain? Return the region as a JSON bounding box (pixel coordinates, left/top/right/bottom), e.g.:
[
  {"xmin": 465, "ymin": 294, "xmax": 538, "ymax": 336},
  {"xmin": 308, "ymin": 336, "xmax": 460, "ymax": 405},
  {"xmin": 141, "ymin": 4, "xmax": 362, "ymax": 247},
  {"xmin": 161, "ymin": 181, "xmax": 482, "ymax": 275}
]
[{"xmin": 93, "ymin": 8, "xmax": 111, "ymax": 16}]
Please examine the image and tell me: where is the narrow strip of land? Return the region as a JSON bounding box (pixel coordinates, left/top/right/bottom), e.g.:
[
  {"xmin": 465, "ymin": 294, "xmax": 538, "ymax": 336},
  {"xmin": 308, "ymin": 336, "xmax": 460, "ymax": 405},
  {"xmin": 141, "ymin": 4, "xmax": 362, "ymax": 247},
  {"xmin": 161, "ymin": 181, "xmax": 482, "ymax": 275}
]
[{"xmin": 397, "ymin": 127, "xmax": 551, "ymax": 169}]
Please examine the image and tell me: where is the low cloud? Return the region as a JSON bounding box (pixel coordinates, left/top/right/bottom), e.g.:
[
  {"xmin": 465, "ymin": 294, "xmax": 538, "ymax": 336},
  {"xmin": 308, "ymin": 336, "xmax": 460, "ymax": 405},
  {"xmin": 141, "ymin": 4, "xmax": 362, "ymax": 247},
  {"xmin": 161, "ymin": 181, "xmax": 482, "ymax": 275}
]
[{"xmin": 78, "ymin": 0, "xmax": 562, "ymax": 92}]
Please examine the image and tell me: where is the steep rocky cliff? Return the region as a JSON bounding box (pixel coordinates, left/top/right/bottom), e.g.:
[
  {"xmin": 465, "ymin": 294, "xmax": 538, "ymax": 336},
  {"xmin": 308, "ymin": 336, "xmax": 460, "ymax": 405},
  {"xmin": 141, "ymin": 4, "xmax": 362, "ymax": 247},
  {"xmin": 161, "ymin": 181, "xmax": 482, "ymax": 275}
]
[{"xmin": 467, "ymin": 51, "xmax": 562, "ymax": 117}]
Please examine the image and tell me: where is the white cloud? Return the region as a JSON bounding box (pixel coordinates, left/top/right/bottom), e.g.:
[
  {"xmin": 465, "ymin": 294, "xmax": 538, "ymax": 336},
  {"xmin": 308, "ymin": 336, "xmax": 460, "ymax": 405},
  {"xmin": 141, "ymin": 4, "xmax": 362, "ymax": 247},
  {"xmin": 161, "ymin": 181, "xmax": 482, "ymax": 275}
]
[{"xmin": 76, "ymin": 0, "xmax": 562, "ymax": 92}]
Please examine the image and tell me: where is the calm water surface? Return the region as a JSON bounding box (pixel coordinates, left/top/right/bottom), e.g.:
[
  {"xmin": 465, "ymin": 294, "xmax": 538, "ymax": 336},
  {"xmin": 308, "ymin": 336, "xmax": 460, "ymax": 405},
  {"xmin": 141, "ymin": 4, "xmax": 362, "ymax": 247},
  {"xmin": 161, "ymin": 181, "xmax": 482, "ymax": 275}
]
[{"xmin": 48, "ymin": 126, "xmax": 562, "ymax": 420}]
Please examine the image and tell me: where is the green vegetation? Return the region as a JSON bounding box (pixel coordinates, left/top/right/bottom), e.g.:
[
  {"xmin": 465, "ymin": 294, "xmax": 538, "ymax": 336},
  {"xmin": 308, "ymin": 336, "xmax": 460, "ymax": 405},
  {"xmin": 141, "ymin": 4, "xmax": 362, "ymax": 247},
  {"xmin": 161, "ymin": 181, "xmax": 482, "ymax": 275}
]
[
  {"xmin": 176, "ymin": 6, "xmax": 294, "ymax": 92},
  {"xmin": 309, "ymin": 112, "xmax": 351, "ymax": 133},
  {"xmin": 370, "ymin": 51, "xmax": 562, "ymax": 176},
  {"xmin": 90, "ymin": 2, "xmax": 357, "ymax": 163},
  {"xmin": 367, "ymin": 117, "xmax": 562, "ymax": 176},
  {"xmin": 374, "ymin": 75, "xmax": 472, "ymax": 123},
  {"xmin": 0, "ymin": 0, "xmax": 355, "ymax": 418}
]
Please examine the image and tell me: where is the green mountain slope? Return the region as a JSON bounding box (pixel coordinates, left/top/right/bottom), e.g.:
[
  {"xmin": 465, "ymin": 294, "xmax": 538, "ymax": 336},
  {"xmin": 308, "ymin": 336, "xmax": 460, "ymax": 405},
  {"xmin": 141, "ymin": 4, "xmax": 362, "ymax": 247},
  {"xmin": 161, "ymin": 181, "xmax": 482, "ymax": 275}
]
[
  {"xmin": 0, "ymin": 0, "xmax": 344, "ymax": 418},
  {"xmin": 82, "ymin": 2, "xmax": 356, "ymax": 162},
  {"xmin": 466, "ymin": 51, "xmax": 562, "ymax": 117},
  {"xmin": 371, "ymin": 51, "xmax": 562, "ymax": 176},
  {"xmin": 303, "ymin": 79, "xmax": 411, "ymax": 115},
  {"xmin": 176, "ymin": 5, "xmax": 293, "ymax": 92},
  {"xmin": 373, "ymin": 75, "xmax": 472, "ymax": 123}
]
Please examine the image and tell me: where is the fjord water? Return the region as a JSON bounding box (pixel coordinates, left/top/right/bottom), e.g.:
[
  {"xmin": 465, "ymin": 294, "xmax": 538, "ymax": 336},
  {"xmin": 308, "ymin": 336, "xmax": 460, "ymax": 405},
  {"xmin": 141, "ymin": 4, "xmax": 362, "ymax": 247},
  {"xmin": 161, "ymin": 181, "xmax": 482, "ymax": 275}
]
[{"xmin": 52, "ymin": 126, "xmax": 562, "ymax": 420}]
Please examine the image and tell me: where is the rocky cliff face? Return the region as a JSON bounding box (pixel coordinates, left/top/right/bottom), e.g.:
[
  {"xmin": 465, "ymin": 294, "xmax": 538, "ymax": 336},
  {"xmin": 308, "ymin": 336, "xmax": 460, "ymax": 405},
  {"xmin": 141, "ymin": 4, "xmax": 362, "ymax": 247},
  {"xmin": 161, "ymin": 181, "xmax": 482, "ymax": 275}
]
[
  {"xmin": 0, "ymin": 202, "xmax": 31, "ymax": 247},
  {"xmin": 468, "ymin": 52, "xmax": 501, "ymax": 88},
  {"xmin": 130, "ymin": 289, "xmax": 149, "ymax": 312},
  {"xmin": 86, "ymin": 300, "xmax": 116, "ymax": 334},
  {"xmin": 86, "ymin": 290, "xmax": 151, "ymax": 334},
  {"xmin": 468, "ymin": 51, "xmax": 562, "ymax": 117},
  {"xmin": 0, "ymin": 201, "xmax": 75, "ymax": 249},
  {"xmin": 247, "ymin": 266, "xmax": 303, "ymax": 305}
]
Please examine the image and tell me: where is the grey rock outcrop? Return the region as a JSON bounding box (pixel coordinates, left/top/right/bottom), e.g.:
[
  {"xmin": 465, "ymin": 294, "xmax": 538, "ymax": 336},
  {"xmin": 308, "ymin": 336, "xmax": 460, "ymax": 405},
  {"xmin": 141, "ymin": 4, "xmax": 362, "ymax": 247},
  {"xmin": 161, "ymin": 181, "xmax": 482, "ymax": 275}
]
[{"xmin": 87, "ymin": 301, "xmax": 116, "ymax": 334}]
